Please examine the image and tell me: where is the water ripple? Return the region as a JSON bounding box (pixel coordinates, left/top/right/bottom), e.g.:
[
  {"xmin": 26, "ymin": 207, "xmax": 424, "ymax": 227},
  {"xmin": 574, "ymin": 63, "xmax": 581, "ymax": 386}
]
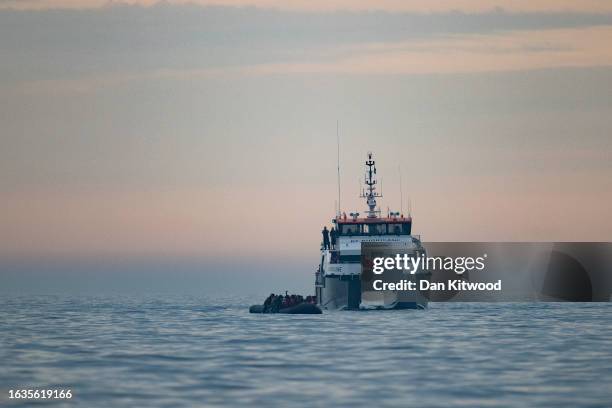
[{"xmin": 0, "ymin": 296, "xmax": 611, "ymax": 407}]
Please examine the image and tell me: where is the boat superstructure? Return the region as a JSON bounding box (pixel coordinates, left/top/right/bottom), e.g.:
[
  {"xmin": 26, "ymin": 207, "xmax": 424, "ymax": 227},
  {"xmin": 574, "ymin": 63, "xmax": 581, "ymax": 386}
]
[{"xmin": 315, "ymin": 152, "xmax": 428, "ymax": 310}]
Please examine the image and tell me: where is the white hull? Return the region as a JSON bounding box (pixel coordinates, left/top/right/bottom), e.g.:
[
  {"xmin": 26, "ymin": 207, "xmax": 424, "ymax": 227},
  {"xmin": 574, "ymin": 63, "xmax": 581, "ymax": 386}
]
[
  {"xmin": 315, "ymin": 152, "xmax": 427, "ymax": 311},
  {"xmin": 318, "ymin": 273, "xmax": 428, "ymax": 310}
]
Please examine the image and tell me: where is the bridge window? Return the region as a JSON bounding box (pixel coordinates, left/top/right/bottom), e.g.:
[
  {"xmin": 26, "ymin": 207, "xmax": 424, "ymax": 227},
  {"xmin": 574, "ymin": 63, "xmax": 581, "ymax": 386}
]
[
  {"xmin": 340, "ymin": 224, "xmax": 360, "ymax": 235},
  {"xmin": 364, "ymin": 224, "xmax": 386, "ymax": 235},
  {"xmin": 339, "ymin": 222, "xmax": 409, "ymax": 235}
]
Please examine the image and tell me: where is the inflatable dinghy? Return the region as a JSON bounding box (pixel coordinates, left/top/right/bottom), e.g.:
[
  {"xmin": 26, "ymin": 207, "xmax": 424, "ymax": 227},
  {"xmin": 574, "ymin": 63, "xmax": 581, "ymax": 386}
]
[{"xmin": 249, "ymin": 303, "xmax": 322, "ymax": 314}]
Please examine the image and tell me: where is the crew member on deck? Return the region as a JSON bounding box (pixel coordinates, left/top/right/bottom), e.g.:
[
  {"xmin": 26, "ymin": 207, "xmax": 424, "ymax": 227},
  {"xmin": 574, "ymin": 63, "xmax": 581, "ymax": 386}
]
[
  {"xmin": 330, "ymin": 227, "xmax": 337, "ymax": 249},
  {"xmin": 322, "ymin": 226, "xmax": 330, "ymax": 250}
]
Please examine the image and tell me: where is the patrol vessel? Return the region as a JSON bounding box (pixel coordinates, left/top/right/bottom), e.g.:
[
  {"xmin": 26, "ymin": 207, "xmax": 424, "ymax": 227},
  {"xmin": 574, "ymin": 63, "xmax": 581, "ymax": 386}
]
[{"xmin": 315, "ymin": 152, "xmax": 429, "ymax": 310}]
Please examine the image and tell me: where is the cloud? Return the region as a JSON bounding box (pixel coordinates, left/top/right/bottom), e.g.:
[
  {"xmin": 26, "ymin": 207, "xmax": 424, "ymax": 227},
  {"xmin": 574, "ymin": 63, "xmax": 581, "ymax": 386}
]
[
  {"xmin": 3, "ymin": 0, "xmax": 612, "ymax": 13},
  {"xmin": 8, "ymin": 25, "xmax": 612, "ymax": 95},
  {"xmin": 1, "ymin": 4, "xmax": 612, "ymax": 88},
  {"xmin": 243, "ymin": 26, "xmax": 612, "ymax": 75}
]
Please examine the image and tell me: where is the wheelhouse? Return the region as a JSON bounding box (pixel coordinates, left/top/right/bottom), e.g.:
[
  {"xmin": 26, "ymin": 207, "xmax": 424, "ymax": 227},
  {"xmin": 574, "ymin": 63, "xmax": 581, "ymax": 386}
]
[{"xmin": 334, "ymin": 216, "xmax": 412, "ymax": 236}]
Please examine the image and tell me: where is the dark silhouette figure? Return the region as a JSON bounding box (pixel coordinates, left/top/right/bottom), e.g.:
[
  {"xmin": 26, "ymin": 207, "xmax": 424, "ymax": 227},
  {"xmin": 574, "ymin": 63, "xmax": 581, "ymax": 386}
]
[
  {"xmin": 322, "ymin": 226, "xmax": 330, "ymax": 250},
  {"xmin": 263, "ymin": 293, "xmax": 274, "ymax": 312},
  {"xmin": 272, "ymin": 295, "xmax": 282, "ymax": 312},
  {"xmin": 330, "ymin": 227, "xmax": 337, "ymax": 249}
]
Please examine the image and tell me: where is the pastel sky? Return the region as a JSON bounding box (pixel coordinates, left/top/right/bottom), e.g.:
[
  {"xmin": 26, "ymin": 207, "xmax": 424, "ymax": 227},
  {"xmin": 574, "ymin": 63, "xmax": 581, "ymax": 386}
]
[
  {"xmin": 3, "ymin": 1, "xmax": 612, "ymax": 12},
  {"xmin": 1, "ymin": 1, "xmax": 611, "ymax": 261}
]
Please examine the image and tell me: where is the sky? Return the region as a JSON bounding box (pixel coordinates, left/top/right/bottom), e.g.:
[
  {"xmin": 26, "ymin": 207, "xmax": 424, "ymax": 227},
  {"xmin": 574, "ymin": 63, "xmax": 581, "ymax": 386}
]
[
  {"xmin": 1, "ymin": 1, "xmax": 611, "ymax": 286},
  {"xmin": 3, "ymin": 1, "xmax": 612, "ymax": 12}
]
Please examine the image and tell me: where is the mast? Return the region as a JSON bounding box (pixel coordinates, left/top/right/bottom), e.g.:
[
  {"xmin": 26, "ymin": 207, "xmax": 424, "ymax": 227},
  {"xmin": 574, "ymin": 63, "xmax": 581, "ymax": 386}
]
[
  {"xmin": 360, "ymin": 152, "xmax": 382, "ymax": 218},
  {"xmin": 336, "ymin": 120, "xmax": 341, "ymax": 217},
  {"xmin": 399, "ymin": 164, "xmax": 403, "ymax": 216}
]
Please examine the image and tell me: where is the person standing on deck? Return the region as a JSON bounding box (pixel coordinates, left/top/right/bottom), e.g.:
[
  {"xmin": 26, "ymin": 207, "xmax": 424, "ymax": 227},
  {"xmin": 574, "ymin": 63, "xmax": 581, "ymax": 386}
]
[
  {"xmin": 322, "ymin": 226, "xmax": 330, "ymax": 250},
  {"xmin": 330, "ymin": 227, "xmax": 337, "ymax": 249}
]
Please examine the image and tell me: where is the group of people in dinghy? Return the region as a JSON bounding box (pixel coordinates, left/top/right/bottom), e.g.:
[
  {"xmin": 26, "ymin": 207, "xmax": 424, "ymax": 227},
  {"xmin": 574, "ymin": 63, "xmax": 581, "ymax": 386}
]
[{"xmin": 262, "ymin": 293, "xmax": 317, "ymax": 312}]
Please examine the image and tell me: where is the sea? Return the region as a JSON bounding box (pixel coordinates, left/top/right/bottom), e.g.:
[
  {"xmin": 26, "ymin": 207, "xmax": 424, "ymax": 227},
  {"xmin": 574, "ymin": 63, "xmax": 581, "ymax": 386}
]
[{"xmin": 1, "ymin": 296, "xmax": 611, "ymax": 407}]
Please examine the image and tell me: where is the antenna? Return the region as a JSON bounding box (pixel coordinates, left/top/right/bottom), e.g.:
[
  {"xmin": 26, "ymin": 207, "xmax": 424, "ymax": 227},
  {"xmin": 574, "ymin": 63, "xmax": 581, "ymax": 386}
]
[
  {"xmin": 336, "ymin": 120, "xmax": 341, "ymax": 217},
  {"xmin": 360, "ymin": 152, "xmax": 382, "ymax": 218},
  {"xmin": 399, "ymin": 165, "xmax": 404, "ymax": 215}
]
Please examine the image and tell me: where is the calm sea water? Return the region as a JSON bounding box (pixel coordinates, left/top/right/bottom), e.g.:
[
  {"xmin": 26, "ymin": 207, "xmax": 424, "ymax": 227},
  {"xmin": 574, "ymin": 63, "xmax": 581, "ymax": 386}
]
[{"xmin": 1, "ymin": 296, "xmax": 611, "ymax": 407}]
